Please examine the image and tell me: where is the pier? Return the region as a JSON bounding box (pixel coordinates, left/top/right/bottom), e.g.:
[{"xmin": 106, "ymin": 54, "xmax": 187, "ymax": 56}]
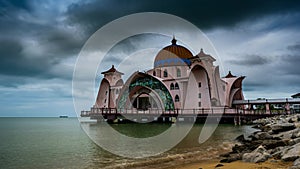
[{"xmin": 81, "ymin": 98, "xmax": 300, "ymax": 124}]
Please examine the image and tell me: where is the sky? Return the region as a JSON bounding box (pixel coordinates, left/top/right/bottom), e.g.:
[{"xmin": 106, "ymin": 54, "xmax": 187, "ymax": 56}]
[{"xmin": 0, "ymin": 0, "xmax": 300, "ymax": 117}]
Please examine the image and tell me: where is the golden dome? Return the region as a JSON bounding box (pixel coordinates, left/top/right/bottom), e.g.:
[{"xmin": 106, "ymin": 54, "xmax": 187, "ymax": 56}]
[{"xmin": 154, "ymin": 37, "xmax": 193, "ymax": 67}]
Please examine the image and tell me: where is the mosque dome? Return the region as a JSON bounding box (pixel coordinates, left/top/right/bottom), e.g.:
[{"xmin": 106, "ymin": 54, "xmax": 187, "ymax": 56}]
[{"xmin": 154, "ymin": 37, "xmax": 193, "ymax": 68}]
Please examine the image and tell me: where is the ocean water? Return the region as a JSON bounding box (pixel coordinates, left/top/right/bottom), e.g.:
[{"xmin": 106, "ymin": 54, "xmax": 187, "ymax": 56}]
[{"xmin": 0, "ymin": 118, "xmax": 257, "ymax": 169}]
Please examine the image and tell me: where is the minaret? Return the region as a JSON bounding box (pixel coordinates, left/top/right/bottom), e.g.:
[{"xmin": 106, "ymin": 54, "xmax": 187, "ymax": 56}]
[
  {"xmin": 96, "ymin": 65, "xmax": 124, "ymax": 108},
  {"xmin": 101, "ymin": 65, "xmax": 124, "ymax": 85}
]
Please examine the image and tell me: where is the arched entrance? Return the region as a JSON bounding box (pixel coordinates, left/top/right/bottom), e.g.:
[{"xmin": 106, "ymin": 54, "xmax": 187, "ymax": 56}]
[
  {"xmin": 117, "ymin": 72, "xmax": 174, "ymax": 111},
  {"xmin": 131, "ymin": 88, "xmax": 160, "ymax": 110}
]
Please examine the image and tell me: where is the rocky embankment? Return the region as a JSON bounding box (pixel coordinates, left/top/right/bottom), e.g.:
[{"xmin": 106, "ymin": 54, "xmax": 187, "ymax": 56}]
[{"xmin": 220, "ymin": 114, "xmax": 300, "ymax": 169}]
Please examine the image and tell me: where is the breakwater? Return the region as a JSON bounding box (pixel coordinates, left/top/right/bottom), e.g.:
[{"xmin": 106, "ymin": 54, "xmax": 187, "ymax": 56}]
[{"xmin": 220, "ymin": 114, "xmax": 300, "ymax": 168}]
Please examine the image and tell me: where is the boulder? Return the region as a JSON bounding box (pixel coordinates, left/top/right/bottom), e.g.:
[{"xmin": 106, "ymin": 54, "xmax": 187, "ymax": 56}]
[
  {"xmin": 294, "ymin": 158, "xmax": 300, "ymax": 166},
  {"xmin": 252, "ymin": 132, "xmax": 273, "ymax": 140},
  {"xmin": 291, "ymin": 128, "xmax": 300, "ymax": 139},
  {"xmin": 242, "ymin": 145, "xmax": 271, "ymax": 163},
  {"xmin": 262, "ymin": 139, "xmax": 288, "ymax": 149},
  {"xmin": 282, "ymin": 142, "xmax": 300, "ymax": 161},
  {"xmin": 271, "ymin": 123, "xmax": 296, "ymax": 134},
  {"xmin": 235, "ymin": 134, "xmax": 246, "ymax": 143},
  {"xmin": 215, "ymin": 163, "xmax": 224, "ymax": 168},
  {"xmin": 289, "ymin": 138, "xmax": 300, "ymax": 146},
  {"xmin": 220, "ymin": 153, "xmax": 242, "ymax": 163},
  {"xmin": 288, "ymin": 116, "xmax": 299, "ymax": 123}
]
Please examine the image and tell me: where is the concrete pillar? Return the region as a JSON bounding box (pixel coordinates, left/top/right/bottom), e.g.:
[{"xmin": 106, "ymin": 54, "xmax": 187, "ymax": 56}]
[
  {"xmin": 285, "ymin": 103, "xmax": 291, "ymax": 114},
  {"xmin": 248, "ymin": 104, "xmax": 253, "ymax": 114},
  {"xmin": 265, "ymin": 103, "xmax": 271, "ymax": 114}
]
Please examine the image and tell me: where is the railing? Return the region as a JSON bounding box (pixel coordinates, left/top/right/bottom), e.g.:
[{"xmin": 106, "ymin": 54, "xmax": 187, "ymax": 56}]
[
  {"xmin": 233, "ymin": 98, "xmax": 300, "ymax": 104},
  {"xmin": 80, "ymin": 107, "xmax": 291, "ymax": 117}
]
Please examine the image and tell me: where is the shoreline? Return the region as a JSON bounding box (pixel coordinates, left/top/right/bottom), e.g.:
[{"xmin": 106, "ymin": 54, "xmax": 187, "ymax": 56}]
[
  {"xmin": 171, "ymin": 114, "xmax": 300, "ymax": 169},
  {"xmin": 175, "ymin": 159, "xmax": 293, "ymax": 169}
]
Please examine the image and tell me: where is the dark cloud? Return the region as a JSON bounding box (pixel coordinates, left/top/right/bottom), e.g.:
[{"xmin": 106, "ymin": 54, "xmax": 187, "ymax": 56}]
[
  {"xmin": 0, "ymin": 2, "xmax": 84, "ymax": 86},
  {"xmin": 0, "ymin": 38, "xmax": 51, "ymax": 76},
  {"xmin": 280, "ymin": 54, "xmax": 300, "ymax": 75},
  {"xmin": 65, "ymin": 0, "xmax": 300, "ymax": 34},
  {"xmin": 0, "ymin": 0, "xmax": 299, "ymax": 86},
  {"xmin": 227, "ymin": 55, "xmax": 270, "ymax": 66},
  {"xmin": 287, "ymin": 42, "xmax": 300, "ymax": 51},
  {"xmin": 101, "ymin": 34, "xmax": 169, "ymax": 64},
  {"xmin": 0, "ymin": 0, "xmax": 31, "ymax": 13}
]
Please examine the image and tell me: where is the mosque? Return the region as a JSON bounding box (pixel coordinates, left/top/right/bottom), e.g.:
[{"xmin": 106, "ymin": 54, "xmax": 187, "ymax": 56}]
[{"xmin": 95, "ymin": 37, "xmax": 245, "ymax": 113}]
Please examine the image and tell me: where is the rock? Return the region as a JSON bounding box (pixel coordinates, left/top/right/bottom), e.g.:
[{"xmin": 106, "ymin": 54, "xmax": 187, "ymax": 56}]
[
  {"xmin": 252, "ymin": 132, "xmax": 273, "ymax": 140},
  {"xmin": 291, "ymin": 128, "xmax": 300, "ymax": 139},
  {"xmin": 235, "ymin": 134, "xmax": 246, "ymax": 143},
  {"xmin": 220, "ymin": 153, "xmax": 242, "ymax": 163},
  {"xmin": 289, "ymin": 138, "xmax": 300, "ymax": 146},
  {"xmin": 294, "ymin": 158, "xmax": 300, "ymax": 166},
  {"xmin": 268, "ymin": 146, "xmax": 284, "ymax": 155},
  {"xmin": 289, "ymin": 116, "xmax": 299, "ymax": 123},
  {"xmin": 220, "ymin": 115, "xmax": 300, "ymax": 166},
  {"xmin": 275, "ymin": 128, "xmax": 300, "ymax": 140},
  {"xmin": 262, "ymin": 139, "xmax": 288, "ymax": 149},
  {"xmin": 282, "ymin": 142, "xmax": 300, "ymax": 161},
  {"xmin": 215, "ymin": 163, "xmax": 224, "ymax": 167},
  {"xmin": 242, "ymin": 145, "xmax": 271, "ymax": 163},
  {"xmin": 270, "ymin": 159, "xmax": 279, "ymax": 163},
  {"xmin": 271, "ymin": 123, "xmax": 296, "ymax": 134}
]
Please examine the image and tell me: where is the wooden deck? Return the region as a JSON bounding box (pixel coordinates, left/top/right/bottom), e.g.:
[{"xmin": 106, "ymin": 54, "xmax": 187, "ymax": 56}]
[{"xmin": 80, "ymin": 107, "xmax": 293, "ymax": 124}]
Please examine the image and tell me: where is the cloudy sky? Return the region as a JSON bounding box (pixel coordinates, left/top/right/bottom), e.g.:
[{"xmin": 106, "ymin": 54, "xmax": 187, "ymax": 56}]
[{"xmin": 1, "ymin": 0, "xmax": 300, "ymax": 117}]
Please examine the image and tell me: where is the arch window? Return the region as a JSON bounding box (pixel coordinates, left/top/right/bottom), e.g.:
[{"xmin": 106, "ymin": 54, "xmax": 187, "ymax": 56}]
[
  {"xmin": 163, "ymin": 69, "xmax": 168, "ymax": 77},
  {"xmin": 175, "ymin": 83, "xmax": 179, "ymax": 90},
  {"xmin": 170, "ymin": 83, "xmax": 174, "ymax": 90},
  {"xmin": 153, "ymin": 71, "xmax": 156, "ymax": 76},
  {"xmin": 177, "ymin": 68, "xmax": 181, "ymax": 77},
  {"xmin": 175, "ymin": 95, "xmax": 180, "ymax": 102},
  {"xmin": 198, "ymin": 82, "xmax": 201, "ymax": 88}
]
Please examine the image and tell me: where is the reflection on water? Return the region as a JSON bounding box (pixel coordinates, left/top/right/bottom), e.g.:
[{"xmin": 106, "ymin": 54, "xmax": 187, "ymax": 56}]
[
  {"xmin": 0, "ymin": 118, "xmax": 258, "ymax": 169},
  {"xmin": 82, "ymin": 121, "xmax": 258, "ymax": 169}
]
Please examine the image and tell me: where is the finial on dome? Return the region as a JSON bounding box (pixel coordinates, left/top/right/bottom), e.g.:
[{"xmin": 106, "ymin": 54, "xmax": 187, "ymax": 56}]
[
  {"xmin": 171, "ymin": 35, "xmax": 177, "ymax": 45},
  {"xmin": 225, "ymin": 70, "xmax": 236, "ymax": 78},
  {"xmin": 200, "ymin": 48, "xmax": 203, "ymax": 53}
]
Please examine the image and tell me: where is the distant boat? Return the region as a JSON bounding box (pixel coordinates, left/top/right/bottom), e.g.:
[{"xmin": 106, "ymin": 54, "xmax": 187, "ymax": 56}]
[{"xmin": 59, "ymin": 115, "xmax": 68, "ymax": 118}]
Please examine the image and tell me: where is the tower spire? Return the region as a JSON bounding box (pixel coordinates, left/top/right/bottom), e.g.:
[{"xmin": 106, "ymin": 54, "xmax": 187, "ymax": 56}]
[{"xmin": 171, "ymin": 35, "xmax": 177, "ymax": 45}]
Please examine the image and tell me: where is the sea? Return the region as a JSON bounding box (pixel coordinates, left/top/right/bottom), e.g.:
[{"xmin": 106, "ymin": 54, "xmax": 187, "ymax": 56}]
[{"xmin": 0, "ymin": 117, "xmax": 258, "ymax": 169}]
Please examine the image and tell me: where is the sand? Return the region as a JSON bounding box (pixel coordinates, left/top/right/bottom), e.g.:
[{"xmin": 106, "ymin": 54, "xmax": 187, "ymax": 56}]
[{"xmin": 172, "ymin": 159, "xmax": 293, "ymax": 169}]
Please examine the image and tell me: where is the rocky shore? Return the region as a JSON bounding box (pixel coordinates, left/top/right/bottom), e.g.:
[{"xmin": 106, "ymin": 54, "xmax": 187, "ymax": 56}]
[{"xmin": 220, "ymin": 114, "xmax": 300, "ymax": 169}]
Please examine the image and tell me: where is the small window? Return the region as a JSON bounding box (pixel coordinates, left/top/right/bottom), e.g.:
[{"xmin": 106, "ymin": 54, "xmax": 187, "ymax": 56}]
[
  {"xmin": 170, "ymin": 83, "xmax": 174, "ymax": 90},
  {"xmin": 177, "ymin": 68, "xmax": 181, "ymax": 77},
  {"xmin": 198, "ymin": 82, "xmax": 201, "ymax": 88},
  {"xmin": 198, "ymin": 93, "xmax": 201, "ymax": 99},
  {"xmin": 105, "ymin": 91, "xmax": 108, "ymax": 95},
  {"xmin": 198, "ymin": 102, "xmax": 201, "ymax": 107},
  {"xmin": 175, "ymin": 95, "xmax": 180, "ymax": 102},
  {"xmin": 175, "ymin": 83, "xmax": 179, "ymax": 90},
  {"xmin": 104, "ymin": 99, "xmax": 107, "ymax": 103},
  {"xmin": 163, "ymin": 69, "xmax": 168, "ymax": 77},
  {"xmin": 153, "ymin": 71, "xmax": 156, "ymax": 76}
]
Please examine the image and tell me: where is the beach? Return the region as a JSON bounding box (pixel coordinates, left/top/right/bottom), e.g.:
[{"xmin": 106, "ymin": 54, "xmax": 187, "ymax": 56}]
[
  {"xmin": 175, "ymin": 159, "xmax": 293, "ymax": 169},
  {"xmin": 174, "ymin": 114, "xmax": 300, "ymax": 169}
]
